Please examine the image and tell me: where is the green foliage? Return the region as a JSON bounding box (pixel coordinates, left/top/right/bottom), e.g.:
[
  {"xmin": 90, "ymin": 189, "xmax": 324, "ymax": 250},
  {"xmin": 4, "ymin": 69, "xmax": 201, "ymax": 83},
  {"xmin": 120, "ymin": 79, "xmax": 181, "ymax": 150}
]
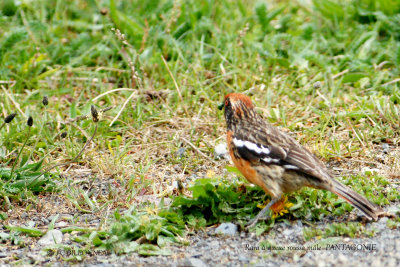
[
  {"xmin": 0, "ymin": 28, "xmax": 27, "ymax": 63},
  {"xmin": 303, "ymin": 222, "xmax": 374, "ymax": 240},
  {"xmin": 341, "ymin": 174, "xmax": 400, "ymax": 204},
  {"xmin": 290, "ymin": 189, "xmax": 341, "ymax": 221},
  {"xmin": 0, "ymin": 160, "xmax": 56, "ymax": 198},
  {"xmin": 81, "ymin": 208, "xmax": 184, "ymax": 255},
  {"xmin": 171, "ymin": 178, "xmax": 266, "ymax": 228},
  {"xmin": 255, "ymin": 3, "xmax": 285, "ymax": 33},
  {"xmin": 1, "ymin": 0, "xmax": 18, "ymax": 16},
  {"xmin": 5, "ymin": 225, "xmax": 44, "ymax": 237},
  {"xmin": 386, "ymin": 217, "xmax": 400, "ymax": 229},
  {"xmin": 1, "ymin": 0, "xmax": 400, "ymax": 132},
  {"xmin": 0, "ymin": 99, "xmax": 101, "ymax": 207}
]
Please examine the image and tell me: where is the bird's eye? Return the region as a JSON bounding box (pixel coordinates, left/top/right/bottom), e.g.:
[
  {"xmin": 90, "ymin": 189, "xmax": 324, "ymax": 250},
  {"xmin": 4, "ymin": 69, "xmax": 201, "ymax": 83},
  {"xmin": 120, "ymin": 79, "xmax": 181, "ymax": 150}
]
[{"xmin": 225, "ymin": 100, "xmax": 229, "ymax": 106}]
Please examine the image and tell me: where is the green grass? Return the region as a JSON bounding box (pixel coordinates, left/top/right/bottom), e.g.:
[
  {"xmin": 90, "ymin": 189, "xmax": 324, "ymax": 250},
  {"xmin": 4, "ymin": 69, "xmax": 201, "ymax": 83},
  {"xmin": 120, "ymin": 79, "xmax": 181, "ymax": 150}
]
[{"xmin": 1, "ymin": 0, "xmax": 400, "ymax": 261}]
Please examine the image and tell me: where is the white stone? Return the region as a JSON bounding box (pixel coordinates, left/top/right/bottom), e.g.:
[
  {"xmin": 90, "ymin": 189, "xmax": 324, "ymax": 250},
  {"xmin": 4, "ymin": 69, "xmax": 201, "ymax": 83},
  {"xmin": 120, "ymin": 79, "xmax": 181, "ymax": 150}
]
[
  {"xmin": 38, "ymin": 229, "xmax": 63, "ymax": 246},
  {"xmin": 214, "ymin": 143, "xmax": 228, "ymax": 159}
]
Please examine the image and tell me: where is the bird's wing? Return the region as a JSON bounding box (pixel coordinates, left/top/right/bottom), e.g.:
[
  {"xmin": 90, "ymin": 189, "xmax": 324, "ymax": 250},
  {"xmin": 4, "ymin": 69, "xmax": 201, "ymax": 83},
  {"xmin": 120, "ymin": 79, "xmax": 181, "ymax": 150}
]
[{"xmin": 233, "ymin": 125, "xmax": 331, "ymax": 182}]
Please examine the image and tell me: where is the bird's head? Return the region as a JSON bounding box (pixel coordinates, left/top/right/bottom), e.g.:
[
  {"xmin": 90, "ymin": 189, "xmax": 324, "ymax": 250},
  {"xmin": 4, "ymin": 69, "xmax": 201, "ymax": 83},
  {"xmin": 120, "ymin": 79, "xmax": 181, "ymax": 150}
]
[{"xmin": 219, "ymin": 93, "xmax": 256, "ymax": 129}]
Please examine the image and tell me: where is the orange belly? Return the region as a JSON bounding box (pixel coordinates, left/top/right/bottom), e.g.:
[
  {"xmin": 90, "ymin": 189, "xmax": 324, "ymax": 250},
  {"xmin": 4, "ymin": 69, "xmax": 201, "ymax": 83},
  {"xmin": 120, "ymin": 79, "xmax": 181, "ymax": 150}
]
[{"xmin": 227, "ymin": 131, "xmax": 273, "ymax": 196}]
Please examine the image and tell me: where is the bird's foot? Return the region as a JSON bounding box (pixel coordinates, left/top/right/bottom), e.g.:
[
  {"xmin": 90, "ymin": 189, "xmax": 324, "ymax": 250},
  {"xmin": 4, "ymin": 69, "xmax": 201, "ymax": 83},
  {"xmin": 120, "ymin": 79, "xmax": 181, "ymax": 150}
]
[{"xmin": 245, "ymin": 196, "xmax": 282, "ymax": 230}]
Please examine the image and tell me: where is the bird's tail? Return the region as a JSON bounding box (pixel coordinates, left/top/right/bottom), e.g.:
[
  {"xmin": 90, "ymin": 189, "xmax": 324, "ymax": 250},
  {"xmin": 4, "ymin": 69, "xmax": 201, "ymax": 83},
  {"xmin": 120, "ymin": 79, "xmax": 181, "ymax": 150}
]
[{"xmin": 330, "ymin": 179, "xmax": 383, "ymax": 221}]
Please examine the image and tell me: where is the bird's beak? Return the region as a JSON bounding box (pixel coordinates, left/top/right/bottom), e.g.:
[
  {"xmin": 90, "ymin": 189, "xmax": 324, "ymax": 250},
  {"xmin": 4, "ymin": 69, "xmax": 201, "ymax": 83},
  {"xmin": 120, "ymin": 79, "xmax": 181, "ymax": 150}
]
[{"xmin": 218, "ymin": 102, "xmax": 224, "ymax": 110}]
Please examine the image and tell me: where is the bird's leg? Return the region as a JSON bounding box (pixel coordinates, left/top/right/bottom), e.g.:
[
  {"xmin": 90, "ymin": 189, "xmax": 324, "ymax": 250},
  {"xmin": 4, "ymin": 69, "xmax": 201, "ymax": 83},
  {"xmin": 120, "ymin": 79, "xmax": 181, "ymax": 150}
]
[{"xmin": 246, "ymin": 195, "xmax": 282, "ymax": 229}]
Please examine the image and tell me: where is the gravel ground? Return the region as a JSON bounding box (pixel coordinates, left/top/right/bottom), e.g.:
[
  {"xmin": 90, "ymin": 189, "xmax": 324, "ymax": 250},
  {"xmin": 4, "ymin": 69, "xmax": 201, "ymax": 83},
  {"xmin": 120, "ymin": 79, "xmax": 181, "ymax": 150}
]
[
  {"xmin": 1, "ymin": 152, "xmax": 399, "ymax": 266},
  {"xmin": 1, "ymin": 203, "xmax": 399, "ymax": 267},
  {"xmin": 94, "ymin": 208, "xmax": 400, "ymax": 267}
]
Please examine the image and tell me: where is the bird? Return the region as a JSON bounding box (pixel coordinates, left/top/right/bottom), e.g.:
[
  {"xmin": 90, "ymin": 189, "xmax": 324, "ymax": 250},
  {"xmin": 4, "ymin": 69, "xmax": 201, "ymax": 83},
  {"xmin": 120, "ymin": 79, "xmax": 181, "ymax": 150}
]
[{"xmin": 219, "ymin": 93, "xmax": 384, "ymax": 227}]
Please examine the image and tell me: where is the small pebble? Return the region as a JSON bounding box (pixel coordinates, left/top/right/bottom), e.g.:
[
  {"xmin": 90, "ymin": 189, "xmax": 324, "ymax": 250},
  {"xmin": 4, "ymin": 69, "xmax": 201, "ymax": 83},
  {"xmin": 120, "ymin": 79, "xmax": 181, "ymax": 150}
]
[
  {"xmin": 313, "ymin": 81, "xmax": 322, "ymax": 89},
  {"xmin": 187, "ymin": 174, "xmax": 198, "ymax": 181},
  {"xmin": 239, "ymin": 255, "xmax": 249, "ymax": 262},
  {"xmin": 215, "ymin": 223, "xmax": 238, "ymax": 236},
  {"xmin": 26, "ymin": 221, "xmax": 36, "ymax": 227},
  {"xmin": 282, "ymin": 228, "xmax": 293, "ymax": 237},
  {"xmin": 214, "ymin": 143, "xmax": 229, "ymax": 159},
  {"xmin": 56, "ymin": 221, "xmax": 67, "ymax": 227},
  {"xmin": 186, "ymin": 257, "xmax": 207, "ymax": 267},
  {"xmin": 382, "ymin": 143, "xmax": 390, "ymax": 154},
  {"xmin": 29, "ymin": 254, "xmax": 45, "ymax": 264},
  {"xmin": 38, "ymin": 230, "xmax": 63, "ymax": 246},
  {"xmin": 176, "ymin": 147, "xmax": 186, "ymax": 158}
]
